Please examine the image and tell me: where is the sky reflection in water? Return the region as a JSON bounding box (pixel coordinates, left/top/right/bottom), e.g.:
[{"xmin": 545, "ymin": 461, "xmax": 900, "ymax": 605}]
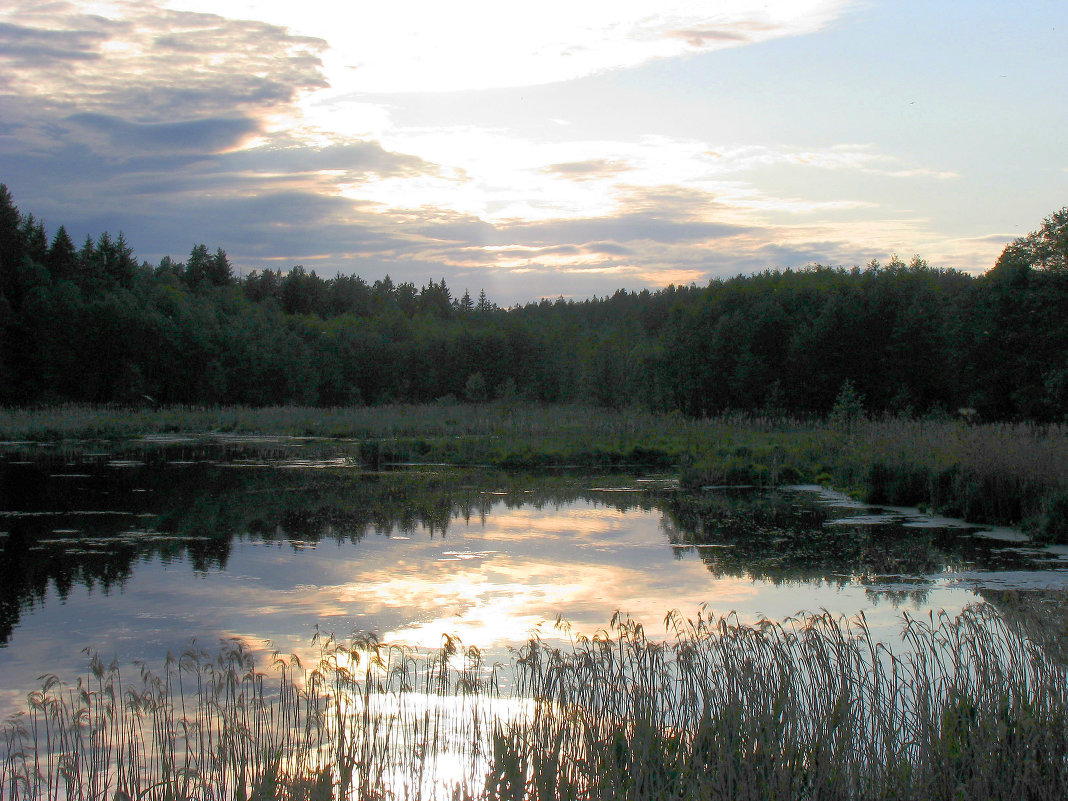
[{"xmin": 1, "ymin": 462, "xmax": 1066, "ymax": 718}]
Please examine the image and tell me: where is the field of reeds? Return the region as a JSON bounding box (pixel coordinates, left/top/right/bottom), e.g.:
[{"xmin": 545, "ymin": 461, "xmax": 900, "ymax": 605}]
[
  {"xmin": 1, "ymin": 403, "xmax": 1066, "ymax": 540},
  {"xmin": 2, "ymin": 604, "xmax": 1065, "ymax": 800}
]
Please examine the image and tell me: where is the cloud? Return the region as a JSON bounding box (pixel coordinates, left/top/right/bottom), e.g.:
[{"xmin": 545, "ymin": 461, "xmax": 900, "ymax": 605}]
[
  {"xmin": 66, "ymin": 113, "xmax": 260, "ymax": 154},
  {"xmin": 222, "ymin": 141, "xmax": 436, "ymax": 180},
  {"xmin": 0, "ymin": 20, "xmax": 105, "ymax": 64},
  {"xmin": 403, "ymin": 186, "xmax": 751, "ymax": 253},
  {"xmin": 704, "ymin": 144, "xmax": 959, "ymax": 180},
  {"xmin": 668, "ymin": 27, "xmax": 754, "ymax": 47},
  {"xmin": 504, "ymin": 213, "xmax": 749, "ymax": 248},
  {"xmin": 541, "ymin": 159, "xmax": 633, "ymax": 180},
  {"xmin": 161, "ymin": 0, "xmax": 853, "ymax": 93},
  {"xmin": 0, "ymin": 1, "xmax": 327, "ymax": 122},
  {"xmin": 585, "ymin": 242, "xmax": 633, "ymax": 256},
  {"xmin": 0, "ymin": 0, "xmax": 1002, "ymax": 304},
  {"xmin": 967, "ymin": 233, "xmax": 1016, "ymax": 245}
]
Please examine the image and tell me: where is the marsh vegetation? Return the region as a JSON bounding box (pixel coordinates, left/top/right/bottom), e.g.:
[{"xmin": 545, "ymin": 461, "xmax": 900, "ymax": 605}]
[
  {"xmin": 3, "ymin": 605, "xmax": 1066, "ymax": 800},
  {"xmin": 2, "ymin": 403, "xmax": 1066, "ymax": 541}
]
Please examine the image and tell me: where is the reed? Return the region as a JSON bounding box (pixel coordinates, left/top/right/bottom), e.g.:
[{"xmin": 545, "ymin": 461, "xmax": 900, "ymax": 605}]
[{"xmin": 3, "ymin": 604, "xmax": 1065, "ymax": 800}]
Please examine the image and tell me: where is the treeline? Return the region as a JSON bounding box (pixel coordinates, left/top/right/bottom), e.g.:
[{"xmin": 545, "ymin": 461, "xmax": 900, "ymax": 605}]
[{"xmin": 1, "ymin": 183, "xmax": 1066, "ymax": 420}]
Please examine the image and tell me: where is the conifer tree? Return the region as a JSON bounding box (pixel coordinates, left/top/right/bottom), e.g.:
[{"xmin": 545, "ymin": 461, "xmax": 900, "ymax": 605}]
[
  {"xmin": 184, "ymin": 243, "xmax": 211, "ymax": 289},
  {"xmin": 21, "ymin": 213, "xmax": 48, "ymax": 266},
  {"xmin": 0, "ymin": 184, "xmax": 24, "ymax": 302},
  {"xmin": 208, "ymin": 247, "xmax": 232, "ymax": 287},
  {"xmin": 47, "ymin": 225, "xmax": 77, "ymax": 283},
  {"xmin": 76, "ymin": 234, "xmax": 96, "ymax": 288},
  {"xmin": 113, "ymin": 231, "xmax": 137, "ymax": 286}
]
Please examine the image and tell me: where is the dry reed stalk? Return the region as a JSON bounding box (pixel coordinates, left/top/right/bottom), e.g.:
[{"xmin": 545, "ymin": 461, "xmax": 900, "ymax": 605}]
[{"xmin": 3, "ymin": 604, "xmax": 1065, "ymax": 800}]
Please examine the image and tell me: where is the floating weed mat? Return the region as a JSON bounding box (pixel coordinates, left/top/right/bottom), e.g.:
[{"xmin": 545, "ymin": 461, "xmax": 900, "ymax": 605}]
[{"xmin": 2, "ymin": 607, "xmax": 1066, "ymax": 801}]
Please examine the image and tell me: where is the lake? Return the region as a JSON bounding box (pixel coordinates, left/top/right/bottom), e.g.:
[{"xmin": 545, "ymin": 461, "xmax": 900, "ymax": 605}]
[{"xmin": 3, "ymin": 435, "xmax": 1067, "ymax": 722}]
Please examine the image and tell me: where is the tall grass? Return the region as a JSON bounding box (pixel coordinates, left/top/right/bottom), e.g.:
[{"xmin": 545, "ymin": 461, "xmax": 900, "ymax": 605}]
[
  {"xmin": 3, "ymin": 604, "xmax": 1066, "ymax": 800},
  {"xmin": 834, "ymin": 417, "xmax": 1068, "ymax": 540},
  {"xmin": 0, "ymin": 631, "xmax": 504, "ymax": 801}
]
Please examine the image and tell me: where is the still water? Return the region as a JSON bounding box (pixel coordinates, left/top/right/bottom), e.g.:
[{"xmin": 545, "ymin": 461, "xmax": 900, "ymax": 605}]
[{"xmin": 2, "ymin": 440, "xmax": 1067, "ymax": 717}]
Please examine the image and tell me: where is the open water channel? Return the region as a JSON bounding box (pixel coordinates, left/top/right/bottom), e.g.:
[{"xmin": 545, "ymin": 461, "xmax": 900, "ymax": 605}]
[{"xmin": 2, "ymin": 436, "xmax": 1068, "ymax": 720}]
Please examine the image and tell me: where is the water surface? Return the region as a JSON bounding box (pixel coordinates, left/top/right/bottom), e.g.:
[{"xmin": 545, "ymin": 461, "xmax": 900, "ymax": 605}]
[{"xmin": 2, "ymin": 442, "xmax": 1066, "ymax": 716}]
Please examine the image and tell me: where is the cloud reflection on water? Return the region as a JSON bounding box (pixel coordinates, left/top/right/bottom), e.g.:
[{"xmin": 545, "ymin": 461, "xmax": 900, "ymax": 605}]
[{"xmin": 0, "ymin": 487, "xmax": 1011, "ymax": 723}]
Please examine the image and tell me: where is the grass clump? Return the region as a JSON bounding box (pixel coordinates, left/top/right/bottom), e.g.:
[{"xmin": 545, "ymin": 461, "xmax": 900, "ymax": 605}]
[{"xmin": 3, "ymin": 604, "xmax": 1067, "ymax": 800}]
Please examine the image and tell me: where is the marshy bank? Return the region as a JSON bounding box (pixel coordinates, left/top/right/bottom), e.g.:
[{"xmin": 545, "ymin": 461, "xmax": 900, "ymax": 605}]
[
  {"xmin": 1, "ymin": 403, "xmax": 1066, "ymax": 541},
  {"xmin": 2, "ymin": 604, "xmax": 1066, "ymax": 801}
]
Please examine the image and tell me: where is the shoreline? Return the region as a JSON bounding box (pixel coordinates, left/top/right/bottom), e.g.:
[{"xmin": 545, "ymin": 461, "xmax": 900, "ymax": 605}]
[{"xmin": 2, "ymin": 402, "xmax": 1066, "ymax": 542}]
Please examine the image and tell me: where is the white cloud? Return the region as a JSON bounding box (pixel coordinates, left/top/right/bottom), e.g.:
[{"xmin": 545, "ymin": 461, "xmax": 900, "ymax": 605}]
[
  {"xmin": 161, "ymin": 0, "xmax": 853, "ymax": 93},
  {"xmin": 704, "ymin": 144, "xmax": 959, "ymax": 179}
]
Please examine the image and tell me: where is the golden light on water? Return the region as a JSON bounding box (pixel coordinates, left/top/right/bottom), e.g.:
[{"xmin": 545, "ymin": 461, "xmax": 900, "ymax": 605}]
[{"xmin": 260, "ymin": 505, "xmax": 772, "ymax": 652}]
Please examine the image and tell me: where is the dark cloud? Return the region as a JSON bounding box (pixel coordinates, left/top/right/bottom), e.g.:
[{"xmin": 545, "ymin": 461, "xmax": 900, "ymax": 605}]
[
  {"xmin": 66, "ymin": 113, "xmax": 260, "ymax": 154},
  {"xmin": 106, "ymin": 80, "xmax": 308, "ymax": 121},
  {"xmin": 0, "ymin": 20, "xmax": 105, "ymax": 64},
  {"xmin": 410, "ymin": 215, "xmax": 500, "ymax": 246},
  {"xmin": 222, "ymin": 142, "xmax": 436, "ymax": 179},
  {"xmin": 584, "ymin": 242, "xmax": 634, "ymax": 256},
  {"xmin": 61, "ymin": 188, "xmax": 416, "ymax": 267},
  {"xmin": 541, "ymin": 244, "xmax": 583, "ymax": 256},
  {"xmin": 503, "ymin": 213, "xmax": 750, "ymax": 247},
  {"xmin": 1, "ymin": 135, "xmax": 873, "ymax": 303}
]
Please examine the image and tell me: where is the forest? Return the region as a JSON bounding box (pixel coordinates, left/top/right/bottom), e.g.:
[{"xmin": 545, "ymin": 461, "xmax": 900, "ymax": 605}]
[{"xmin": 1, "ymin": 183, "xmax": 1066, "ymax": 421}]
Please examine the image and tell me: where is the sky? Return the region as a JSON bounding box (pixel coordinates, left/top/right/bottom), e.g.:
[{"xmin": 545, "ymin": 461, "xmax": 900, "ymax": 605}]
[{"xmin": 1, "ymin": 0, "xmax": 1065, "ymax": 304}]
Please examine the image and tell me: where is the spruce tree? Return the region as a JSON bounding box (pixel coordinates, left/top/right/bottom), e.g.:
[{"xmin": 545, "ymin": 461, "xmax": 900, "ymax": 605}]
[
  {"xmin": 208, "ymin": 247, "xmax": 232, "ymax": 286},
  {"xmin": 21, "ymin": 213, "xmax": 48, "ymax": 265},
  {"xmin": 47, "ymin": 225, "xmax": 78, "ymax": 283},
  {"xmin": 0, "ymin": 184, "xmax": 24, "ymax": 303}
]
